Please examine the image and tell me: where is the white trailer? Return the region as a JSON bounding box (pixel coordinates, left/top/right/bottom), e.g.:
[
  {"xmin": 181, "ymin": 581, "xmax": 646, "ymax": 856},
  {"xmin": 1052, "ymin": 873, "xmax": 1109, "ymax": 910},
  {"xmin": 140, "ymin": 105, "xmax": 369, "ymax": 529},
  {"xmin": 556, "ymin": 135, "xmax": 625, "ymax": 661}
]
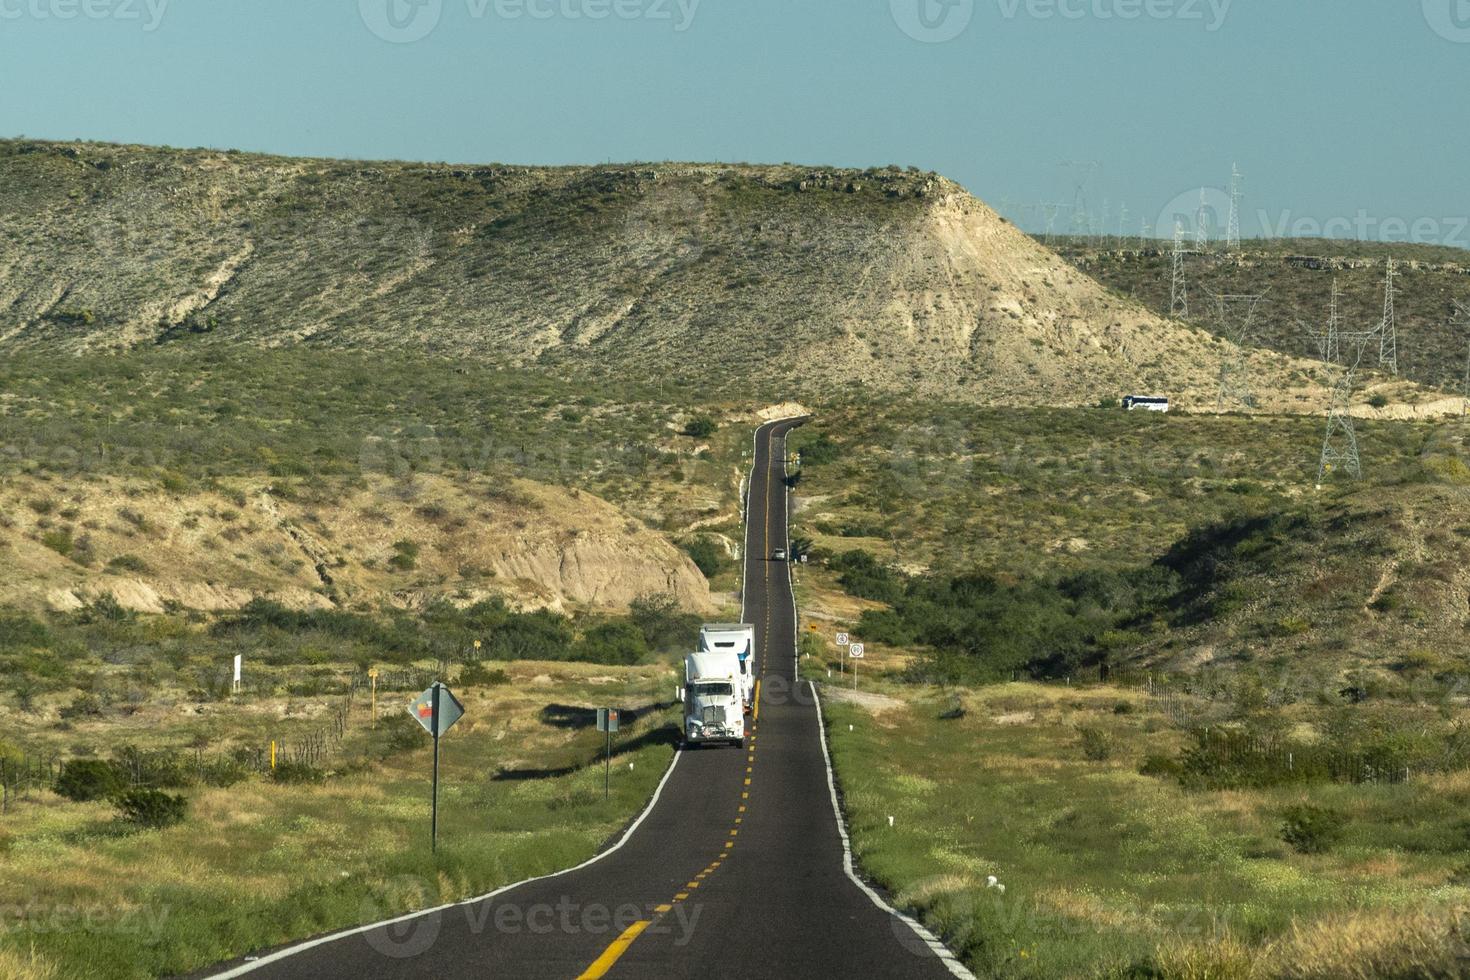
[
  {"xmin": 699, "ymin": 623, "xmax": 756, "ymax": 713},
  {"xmin": 682, "ymin": 651, "xmax": 745, "ymax": 747}
]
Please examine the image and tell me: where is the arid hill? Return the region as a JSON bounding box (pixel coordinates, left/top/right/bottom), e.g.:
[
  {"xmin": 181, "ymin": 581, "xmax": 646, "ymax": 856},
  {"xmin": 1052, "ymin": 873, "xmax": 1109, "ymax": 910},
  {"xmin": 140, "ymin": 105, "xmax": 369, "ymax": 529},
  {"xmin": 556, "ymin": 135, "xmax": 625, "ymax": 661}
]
[{"xmin": 0, "ymin": 139, "xmax": 1335, "ymax": 411}]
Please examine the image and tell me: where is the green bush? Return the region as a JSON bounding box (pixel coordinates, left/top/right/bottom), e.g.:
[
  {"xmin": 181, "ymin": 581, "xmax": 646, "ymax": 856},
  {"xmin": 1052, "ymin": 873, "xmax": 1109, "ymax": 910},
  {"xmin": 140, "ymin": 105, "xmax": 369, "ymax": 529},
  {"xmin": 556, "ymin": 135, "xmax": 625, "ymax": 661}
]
[
  {"xmin": 829, "ymin": 550, "xmax": 903, "ymax": 604},
  {"xmin": 106, "ymin": 554, "xmax": 151, "ymax": 574},
  {"xmin": 682, "ymin": 536, "xmax": 726, "ymax": 578},
  {"xmin": 1078, "ymin": 727, "xmax": 1113, "ymax": 762},
  {"xmin": 54, "ymin": 758, "xmax": 123, "ymax": 801},
  {"xmin": 575, "ymin": 620, "xmax": 648, "ymax": 666},
  {"xmin": 683, "ymin": 416, "xmax": 717, "ymax": 438},
  {"xmin": 270, "ymin": 760, "xmax": 325, "ymax": 784},
  {"xmin": 115, "ymin": 788, "xmax": 188, "ymax": 829},
  {"xmin": 388, "ymin": 540, "xmax": 420, "ymax": 572},
  {"xmin": 459, "ymin": 661, "xmax": 510, "ymax": 687},
  {"xmin": 1280, "ymin": 804, "xmax": 1347, "ymax": 854}
]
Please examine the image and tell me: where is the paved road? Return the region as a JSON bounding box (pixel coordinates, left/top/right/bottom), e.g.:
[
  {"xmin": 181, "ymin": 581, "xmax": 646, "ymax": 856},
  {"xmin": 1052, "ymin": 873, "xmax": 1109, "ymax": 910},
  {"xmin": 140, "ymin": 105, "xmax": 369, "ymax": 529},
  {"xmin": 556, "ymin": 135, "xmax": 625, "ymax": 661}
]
[{"xmin": 205, "ymin": 418, "xmax": 967, "ymax": 980}]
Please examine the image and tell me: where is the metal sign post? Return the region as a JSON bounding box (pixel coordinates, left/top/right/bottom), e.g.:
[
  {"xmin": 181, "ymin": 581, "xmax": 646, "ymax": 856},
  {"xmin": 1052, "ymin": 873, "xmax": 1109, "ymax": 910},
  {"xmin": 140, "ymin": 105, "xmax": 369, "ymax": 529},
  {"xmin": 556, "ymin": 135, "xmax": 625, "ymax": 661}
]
[
  {"xmin": 836, "ymin": 632, "xmax": 849, "ymax": 676},
  {"xmin": 410, "ymin": 682, "xmax": 465, "ymax": 853},
  {"xmin": 848, "ymin": 643, "xmax": 865, "ymax": 691},
  {"xmin": 597, "ymin": 708, "xmax": 620, "ymax": 798}
]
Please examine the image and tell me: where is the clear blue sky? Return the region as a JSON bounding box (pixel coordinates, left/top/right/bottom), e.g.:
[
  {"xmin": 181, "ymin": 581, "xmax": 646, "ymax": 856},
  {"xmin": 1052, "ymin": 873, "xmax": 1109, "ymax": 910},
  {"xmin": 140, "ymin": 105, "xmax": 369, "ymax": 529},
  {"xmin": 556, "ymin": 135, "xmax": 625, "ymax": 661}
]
[{"xmin": 2, "ymin": 0, "xmax": 1466, "ymax": 244}]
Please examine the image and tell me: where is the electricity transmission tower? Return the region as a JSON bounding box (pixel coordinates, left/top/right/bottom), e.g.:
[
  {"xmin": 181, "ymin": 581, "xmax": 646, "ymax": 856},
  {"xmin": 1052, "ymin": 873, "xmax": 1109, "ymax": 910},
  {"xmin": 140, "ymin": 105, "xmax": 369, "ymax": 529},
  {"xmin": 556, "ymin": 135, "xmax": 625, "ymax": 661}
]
[
  {"xmin": 1214, "ymin": 292, "xmax": 1266, "ymax": 412},
  {"xmin": 1170, "ymin": 220, "xmax": 1191, "ymax": 317},
  {"xmin": 1316, "ymin": 299, "xmax": 1375, "ymax": 486},
  {"xmin": 1061, "ymin": 160, "xmax": 1100, "ymax": 238},
  {"xmin": 1318, "ymin": 278, "xmax": 1343, "ymax": 365},
  {"xmin": 1379, "ymin": 258, "xmax": 1399, "ymax": 375},
  {"xmin": 1039, "ymin": 201, "xmax": 1065, "ymax": 242},
  {"xmin": 1139, "ymin": 217, "xmax": 1150, "ymax": 250},
  {"xmin": 1226, "ymin": 163, "xmax": 1243, "ymax": 254},
  {"xmin": 1195, "ymin": 188, "xmax": 1211, "ymax": 252}
]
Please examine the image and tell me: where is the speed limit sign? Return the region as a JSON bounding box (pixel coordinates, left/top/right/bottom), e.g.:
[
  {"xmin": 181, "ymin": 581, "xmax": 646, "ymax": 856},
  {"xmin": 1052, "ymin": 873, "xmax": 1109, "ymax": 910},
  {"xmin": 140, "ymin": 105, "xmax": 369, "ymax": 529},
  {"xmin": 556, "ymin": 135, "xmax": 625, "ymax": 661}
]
[
  {"xmin": 848, "ymin": 643, "xmax": 865, "ymax": 659},
  {"xmin": 836, "ymin": 632, "xmax": 850, "ymax": 646}
]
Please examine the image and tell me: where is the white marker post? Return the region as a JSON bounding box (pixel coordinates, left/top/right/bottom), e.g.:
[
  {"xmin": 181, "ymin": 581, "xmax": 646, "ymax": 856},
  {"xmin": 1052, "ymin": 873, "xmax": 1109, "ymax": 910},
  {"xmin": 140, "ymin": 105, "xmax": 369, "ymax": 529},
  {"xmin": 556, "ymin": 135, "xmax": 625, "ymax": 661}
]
[
  {"xmin": 836, "ymin": 632, "xmax": 849, "ymax": 676},
  {"xmin": 848, "ymin": 643, "xmax": 865, "ymax": 691},
  {"xmin": 232, "ymin": 655, "xmax": 242, "ymax": 694}
]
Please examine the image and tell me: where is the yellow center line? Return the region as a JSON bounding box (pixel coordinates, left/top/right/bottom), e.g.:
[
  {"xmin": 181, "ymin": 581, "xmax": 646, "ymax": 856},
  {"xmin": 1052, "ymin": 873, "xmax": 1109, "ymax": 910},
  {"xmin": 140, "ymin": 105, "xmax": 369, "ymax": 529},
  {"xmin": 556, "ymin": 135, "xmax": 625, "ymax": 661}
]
[{"xmin": 575, "ymin": 920, "xmax": 652, "ymax": 980}]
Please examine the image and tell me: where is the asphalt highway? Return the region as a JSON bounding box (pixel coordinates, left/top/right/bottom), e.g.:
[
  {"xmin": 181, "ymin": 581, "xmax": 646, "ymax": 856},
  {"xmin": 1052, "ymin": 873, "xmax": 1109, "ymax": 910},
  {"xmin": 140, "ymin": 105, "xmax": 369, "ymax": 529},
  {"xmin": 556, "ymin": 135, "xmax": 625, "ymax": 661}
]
[{"xmin": 202, "ymin": 418, "xmax": 968, "ymax": 980}]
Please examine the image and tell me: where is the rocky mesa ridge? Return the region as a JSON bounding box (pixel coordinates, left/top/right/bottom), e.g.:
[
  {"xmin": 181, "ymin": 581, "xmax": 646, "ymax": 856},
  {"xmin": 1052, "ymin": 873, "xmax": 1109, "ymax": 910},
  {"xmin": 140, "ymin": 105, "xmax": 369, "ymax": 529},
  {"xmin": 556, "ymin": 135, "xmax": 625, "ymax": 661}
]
[{"xmin": 0, "ymin": 139, "xmax": 1343, "ymax": 411}]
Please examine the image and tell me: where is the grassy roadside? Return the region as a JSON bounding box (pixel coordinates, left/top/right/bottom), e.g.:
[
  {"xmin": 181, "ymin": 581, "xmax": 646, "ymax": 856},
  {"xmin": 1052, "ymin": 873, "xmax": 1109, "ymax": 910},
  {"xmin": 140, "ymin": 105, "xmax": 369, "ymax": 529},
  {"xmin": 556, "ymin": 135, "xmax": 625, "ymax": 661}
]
[
  {"xmin": 0, "ymin": 661, "xmax": 679, "ymax": 980},
  {"xmin": 820, "ymin": 680, "xmax": 1470, "ymax": 979}
]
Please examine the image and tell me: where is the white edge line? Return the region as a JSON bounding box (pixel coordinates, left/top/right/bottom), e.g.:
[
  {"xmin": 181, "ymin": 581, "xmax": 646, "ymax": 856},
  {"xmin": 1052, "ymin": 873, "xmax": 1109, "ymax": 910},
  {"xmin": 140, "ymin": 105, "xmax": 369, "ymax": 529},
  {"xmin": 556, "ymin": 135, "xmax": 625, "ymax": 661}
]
[
  {"xmin": 207, "ymin": 720, "xmax": 685, "ymax": 977},
  {"xmin": 773, "ymin": 421, "xmax": 976, "ymax": 980}
]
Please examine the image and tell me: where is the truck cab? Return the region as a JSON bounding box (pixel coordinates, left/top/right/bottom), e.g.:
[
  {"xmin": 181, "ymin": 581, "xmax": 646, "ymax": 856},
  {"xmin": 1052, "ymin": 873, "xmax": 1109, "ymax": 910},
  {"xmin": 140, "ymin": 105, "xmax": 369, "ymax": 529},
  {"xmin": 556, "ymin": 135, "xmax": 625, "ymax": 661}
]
[
  {"xmin": 699, "ymin": 623, "xmax": 757, "ymax": 714},
  {"xmin": 682, "ymin": 651, "xmax": 745, "ymax": 747}
]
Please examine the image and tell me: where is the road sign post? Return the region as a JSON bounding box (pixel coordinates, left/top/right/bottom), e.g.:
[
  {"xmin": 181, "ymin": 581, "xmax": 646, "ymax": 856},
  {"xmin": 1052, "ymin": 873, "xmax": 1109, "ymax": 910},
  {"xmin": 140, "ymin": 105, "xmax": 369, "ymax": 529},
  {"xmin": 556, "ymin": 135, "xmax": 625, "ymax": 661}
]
[
  {"xmin": 597, "ymin": 708, "xmax": 620, "ymax": 798},
  {"xmin": 848, "ymin": 643, "xmax": 865, "ymax": 691},
  {"xmin": 368, "ymin": 667, "xmax": 379, "ymax": 726},
  {"xmin": 836, "ymin": 632, "xmax": 849, "ymax": 676},
  {"xmin": 410, "ymin": 682, "xmax": 465, "ymax": 853}
]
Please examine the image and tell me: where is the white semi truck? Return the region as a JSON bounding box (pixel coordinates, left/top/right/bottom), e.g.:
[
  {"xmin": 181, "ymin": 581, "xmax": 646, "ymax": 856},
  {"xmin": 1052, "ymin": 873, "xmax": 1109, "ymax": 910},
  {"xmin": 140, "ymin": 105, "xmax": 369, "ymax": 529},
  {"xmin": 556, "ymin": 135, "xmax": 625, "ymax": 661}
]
[
  {"xmin": 682, "ymin": 650, "xmax": 745, "ymax": 747},
  {"xmin": 698, "ymin": 623, "xmax": 756, "ymax": 713}
]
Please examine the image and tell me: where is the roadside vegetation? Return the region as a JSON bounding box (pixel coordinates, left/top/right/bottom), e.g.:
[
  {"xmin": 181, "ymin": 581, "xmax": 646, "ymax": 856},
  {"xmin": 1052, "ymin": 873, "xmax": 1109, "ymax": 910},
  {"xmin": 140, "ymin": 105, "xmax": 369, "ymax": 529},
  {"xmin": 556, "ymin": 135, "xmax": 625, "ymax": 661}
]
[
  {"xmin": 0, "ymin": 658, "xmax": 680, "ymax": 980},
  {"xmin": 823, "ymin": 681, "xmax": 1470, "ymax": 979}
]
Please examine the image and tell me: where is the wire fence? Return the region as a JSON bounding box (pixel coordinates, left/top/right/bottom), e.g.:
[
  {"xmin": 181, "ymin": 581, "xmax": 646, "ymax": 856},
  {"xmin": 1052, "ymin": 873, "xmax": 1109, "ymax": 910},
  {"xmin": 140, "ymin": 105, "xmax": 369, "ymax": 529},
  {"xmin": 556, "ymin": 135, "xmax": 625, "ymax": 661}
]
[{"xmin": 0, "ymin": 665, "xmax": 441, "ymax": 816}]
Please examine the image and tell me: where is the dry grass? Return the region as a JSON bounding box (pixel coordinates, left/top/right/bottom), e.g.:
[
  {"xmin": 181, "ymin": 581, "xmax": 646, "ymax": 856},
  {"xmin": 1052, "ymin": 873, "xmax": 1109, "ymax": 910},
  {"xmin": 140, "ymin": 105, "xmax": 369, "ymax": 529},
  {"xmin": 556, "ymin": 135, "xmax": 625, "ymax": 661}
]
[{"xmin": 0, "ymin": 945, "xmax": 59, "ymax": 980}]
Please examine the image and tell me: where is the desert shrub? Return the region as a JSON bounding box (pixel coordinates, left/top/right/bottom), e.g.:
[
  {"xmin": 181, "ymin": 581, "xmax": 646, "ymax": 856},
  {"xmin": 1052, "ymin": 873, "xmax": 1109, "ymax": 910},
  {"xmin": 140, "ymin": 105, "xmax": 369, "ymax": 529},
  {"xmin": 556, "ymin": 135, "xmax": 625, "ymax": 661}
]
[
  {"xmin": 682, "ymin": 536, "xmax": 726, "ymax": 578},
  {"xmin": 199, "ymin": 758, "xmax": 249, "ymax": 788},
  {"xmin": 791, "ymin": 431, "xmax": 840, "ymax": 465},
  {"xmin": 55, "ymin": 759, "xmax": 124, "ymax": 801},
  {"xmin": 0, "ymin": 610, "xmax": 49, "ymax": 649},
  {"xmin": 111, "ymin": 746, "xmax": 193, "ymax": 789},
  {"xmin": 458, "ymin": 661, "xmax": 510, "ymax": 687},
  {"xmin": 76, "ymin": 593, "xmax": 133, "ymax": 624},
  {"xmin": 629, "ymin": 592, "xmax": 700, "ymax": 653},
  {"xmin": 115, "ymin": 788, "xmax": 187, "ymax": 829},
  {"xmin": 829, "ymin": 550, "xmax": 903, "ymax": 604},
  {"xmin": 40, "ymin": 528, "xmax": 74, "ymax": 557},
  {"xmin": 1280, "ymin": 804, "xmax": 1347, "ymax": 854},
  {"xmin": 106, "ymin": 554, "xmax": 151, "ymax": 574},
  {"xmin": 1078, "ymin": 727, "xmax": 1113, "ymax": 762},
  {"xmin": 1368, "ymin": 393, "xmax": 1390, "ymax": 408},
  {"xmin": 388, "ymin": 540, "xmax": 420, "ymax": 571},
  {"xmin": 270, "ymin": 761, "xmax": 325, "ymax": 784},
  {"xmin": 683, "ymin": 416, "xmax": 717, "ymax": 438},
  {"xmin": 58, "ymin": 692, "xmax": 103, "ymax": 719},
  {"xmin": 575, "ymin": 620, "xmax": 648, "ymax": 666}
]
